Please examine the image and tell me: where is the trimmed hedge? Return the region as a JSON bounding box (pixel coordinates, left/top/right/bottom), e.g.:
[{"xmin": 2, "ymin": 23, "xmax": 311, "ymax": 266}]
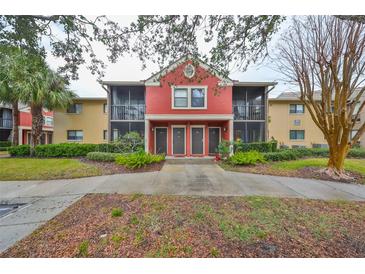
[
  {"xmin": 0, "ymin": 141, "xmax": 11, "ymax": 147},
  {"xmin": 229, "ymin": 151, "xmax": 266, "ymax": 165},
  {"xmin": 263, "ymin": 147, "xmax": 365, "ymax": 162},
  {"xmin": 8, "ymin": 145, "xmax": 31, "ymax": 157},
  {"xmin": 115, "ymin": 152, "xmax": 165, "ymax": 169},
  {"xmin": 35, "ymin": 143, "xmax": 98, "ymax": 157},
  {"xmin": 234, "ymin": 140, "xmax": 278, "ymax": 153},
  {"xmin": 86, "ymin": 152, "xmax": 123, "ymax": 162}
]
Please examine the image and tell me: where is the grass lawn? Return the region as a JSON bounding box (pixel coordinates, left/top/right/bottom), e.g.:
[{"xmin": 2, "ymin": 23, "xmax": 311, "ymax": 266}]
[
  {"xmin": 272, "ymin": 158, "xmax": 365, "ymax": 176},
  {"xmin": 2, "ymin": 194, "xmax": 364, "ymax": 258},
  {"xmin": 0, "ymin": 158, "xmax": 102, "ymax": 180},
  {"xmin": 221, "ymin": 158, "xmax": 365, "ymax": 184}
]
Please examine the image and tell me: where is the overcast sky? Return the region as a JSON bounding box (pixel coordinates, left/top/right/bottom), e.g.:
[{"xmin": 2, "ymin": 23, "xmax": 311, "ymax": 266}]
[{"xmin": 46, "ymin": 16, "xmax": 295, "ymax": 99}]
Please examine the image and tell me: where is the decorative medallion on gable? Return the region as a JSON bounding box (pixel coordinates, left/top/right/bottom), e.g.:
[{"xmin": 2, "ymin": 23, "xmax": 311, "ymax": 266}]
[{"xmin": 183, "ymin": 63, "xmax": 195, "ymax": 79}]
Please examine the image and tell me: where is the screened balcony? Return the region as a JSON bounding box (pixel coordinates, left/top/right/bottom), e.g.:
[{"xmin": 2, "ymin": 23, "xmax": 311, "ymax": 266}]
[
  {"xmin": 232, "ymin": 86, "xmax": 266, "ymax": 121},
  {"xmin": 233, "ymin": 104, "xmax": 265, "ymax": 120},
  {"xmin": 0, "ymin": 118, "xmax": 12, "ymax": 128},
  {"xmin": 111, "ymin": 105, "xmax": 145, "ymax": 120},
  {"xmin": 110, "ymin": 85, "xmax": 145, "ymax": 121}
]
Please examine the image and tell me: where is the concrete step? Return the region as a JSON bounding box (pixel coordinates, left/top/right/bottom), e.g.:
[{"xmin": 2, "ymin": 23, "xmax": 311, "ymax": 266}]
[{"xmin": 165, "ymin": 157, "xmax": 216, "ymax": 165}]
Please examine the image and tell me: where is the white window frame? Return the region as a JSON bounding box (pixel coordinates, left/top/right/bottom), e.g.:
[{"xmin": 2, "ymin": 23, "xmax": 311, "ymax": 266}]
[
  {"xmin": 154, "ymin": 127, "xmax": 168, "ymax": 154},
  {"xmin": 190, "ymin": 125, "xmax": 205, "ymax": 155},
  {"xmin": 171, "ymin": 86, "xmax": 208, "ymax": 109},
  {"xmin": 289, "ymin": 104, "xmax": 305, "ymax": 115},
  {"xmin": 67, "ymin": 130, "xmax": 83, "ymax": 141},
  {"xmin": 171, "ymin": 125, "xmax": 186, "ymax": 155},
  {"xmin": 67, "ymin": 103, "xmax": 83, "ymax": 114}
]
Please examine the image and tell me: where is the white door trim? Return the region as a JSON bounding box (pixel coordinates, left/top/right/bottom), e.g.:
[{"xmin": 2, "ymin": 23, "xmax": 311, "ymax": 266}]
[
  {"xmin": 154, "ymin": 127, "xmax": 168, "ymax": 154},
  {"xmin": 171, "ymin": 125, "xmax": 186, "ymax": 155},
  {"xmin": 190, "ymin": 125, "xmax": 205, "ymax": 155},
  {"xmin": 208, "ymin": 127, "xmax": 221, "ymax": 154}
]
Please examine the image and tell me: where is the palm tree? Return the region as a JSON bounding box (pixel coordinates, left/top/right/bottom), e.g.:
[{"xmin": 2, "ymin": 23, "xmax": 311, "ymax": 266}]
[
  {"xmin": 19, "ymin": 62, "xmax": 76, "ymax": 154},
  {"xmin": 0, "ymin": 46, "xmax": 27, "ymax": 145}
]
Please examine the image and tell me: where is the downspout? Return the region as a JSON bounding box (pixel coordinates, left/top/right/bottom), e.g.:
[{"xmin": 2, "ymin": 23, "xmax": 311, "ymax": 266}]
[
  {"xmin": 101, "ymin": 83, "xmax": 112, "ymax": 143},
  {"xmin": 265, "ymin": 84, "xmax": 277, "ymax": 142}
]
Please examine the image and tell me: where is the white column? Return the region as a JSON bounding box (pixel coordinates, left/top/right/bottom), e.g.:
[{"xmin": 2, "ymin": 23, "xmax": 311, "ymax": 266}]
[
  {"xmin": 229, "ymin": 119, "xmax": 234, "ymax": 156},
  {"xmin": 18, "ymin": 128, "xmax": 23, "ymax": 145},
  {"xmin": 145, "ymin": 119, "xmax": 149, "ymax": 153}
]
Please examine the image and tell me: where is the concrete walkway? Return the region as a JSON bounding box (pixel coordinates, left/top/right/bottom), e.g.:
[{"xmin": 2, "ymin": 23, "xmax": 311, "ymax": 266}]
[{"xmin": 1, "ymin": 163, "xmax": 365, "ymax": 252}]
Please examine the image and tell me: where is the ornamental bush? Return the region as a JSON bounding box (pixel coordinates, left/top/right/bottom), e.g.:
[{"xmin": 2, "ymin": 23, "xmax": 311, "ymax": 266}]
[
  {"xmin": 229, "ymin": 151, "xmax": 266, "ymax": 165},
  {"xmin": 115, "ymin": 151, "xmax": 165, "ymax": 169},
  {"xmin": 8, "ymin": 145, "xmax": 31, "ymax": 157},
  {"xmin": 86, "ymin": 152, "xmax": 123, "ymax": 162},
  {"xmin": 35, "ymin": 143, "xmax": 98, "ymax": 157},
  {"xmin": 234, "ymin": 140, "xmax": 277, "ymax": 153}
]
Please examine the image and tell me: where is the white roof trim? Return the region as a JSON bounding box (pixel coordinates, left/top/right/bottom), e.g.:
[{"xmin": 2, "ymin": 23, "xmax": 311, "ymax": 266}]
[
  {"xmin": 145, "ymin": 114, "xmax": 234, "ymax": 121},
  {"xmin": 144, "ymin": 54, "xmax": 233, "ymax": 87}
]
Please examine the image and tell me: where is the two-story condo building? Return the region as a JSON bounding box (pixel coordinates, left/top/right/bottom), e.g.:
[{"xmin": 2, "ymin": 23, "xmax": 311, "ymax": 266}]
[
  {"xmin": 54, "ymin": 56, "xmax": 276, "ymax": 156},
  {"xmin": 104, "ymin": 58, "xmax": 275, "ymax": 156}
]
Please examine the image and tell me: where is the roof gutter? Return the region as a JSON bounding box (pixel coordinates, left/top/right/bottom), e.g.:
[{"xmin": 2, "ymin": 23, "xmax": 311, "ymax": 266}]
[{"xmin": 266, "ymin": 83, "xmax": 277, "ymax": 95}]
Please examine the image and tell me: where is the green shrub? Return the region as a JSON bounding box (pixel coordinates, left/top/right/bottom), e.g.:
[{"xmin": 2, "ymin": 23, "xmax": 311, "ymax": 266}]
[
  {"xmin": 217, "ymin": 140, "xmax": 232, "ymax": 158},
  {"xmin": 0, "ymin": 141, "xmax": 11, "ymax": 147},
  {"xmin": 35, "ymin": 143, "xmax": 98, "ymax": 157},
  {"xmin": 111, "ymin": 208, "xmax": 124, "ymax": 217},
  {"xmin": 86, "ymin": 152, "xmax": 122, "ymax": 162},
  {"xmin": 115, "ymin": 151, "xmax": 165, "ymax": 169},
  {"xmin": 348, "ymin": 148, "xmax": 365, "ymax": 158},
  {"xmin": 234, "ymin": 140, "xmax": 277, "ymax": 153},
  {"xmin": 229, "ymin": 151, "xmax": 266, "ymax": 165},
  {"xmin": 78, "ymin": 240, "xmax": 89, "ymax": 257},
  {"xmin": 263, "ymin": 150, "xmax": 299, "ymax": 161},
  {"xmin": 8, "ymin": 145, "xmax": 30, "ymax": 157}
]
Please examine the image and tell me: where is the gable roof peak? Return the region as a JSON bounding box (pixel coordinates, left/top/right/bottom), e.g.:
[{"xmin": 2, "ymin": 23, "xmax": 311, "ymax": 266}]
[{"xmin": 144, "ymin": 55, "xmax": 233, "ymax": 87}]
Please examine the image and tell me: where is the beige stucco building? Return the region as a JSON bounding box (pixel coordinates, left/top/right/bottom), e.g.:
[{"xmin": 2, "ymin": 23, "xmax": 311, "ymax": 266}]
[
  {"xmin": 53, "ymin": 98, "xmax": 108, "ymax": 144},
  {"xmin": 268, "ymin": 92, "xmax": 327, "ymax": 148},
  {"xmin": 268, "ymin": 92, "xmax": 365, "ymax": 148}
]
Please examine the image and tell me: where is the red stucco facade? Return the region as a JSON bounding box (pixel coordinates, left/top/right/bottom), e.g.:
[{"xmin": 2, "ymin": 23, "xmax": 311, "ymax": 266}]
[{"xmin": 145, "ymin": 61, "xmax": 233, "ymax": 157}]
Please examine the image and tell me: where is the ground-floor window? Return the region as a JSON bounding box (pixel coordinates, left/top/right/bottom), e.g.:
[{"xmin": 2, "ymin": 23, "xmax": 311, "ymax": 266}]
[
  {"xmin": 233, "ymin": 122, "xmax": 265, "ymax": 143},
  {"xmin": 111, "ymin": 121, "xmax": 145, "ymax": 141},
  {"xmin": 289, "ymin": 130, "xmax": 305, "ymax": 140},
  {"xmin": 67, "ymin": 130, "xmax": 83, "ymax": 141}
]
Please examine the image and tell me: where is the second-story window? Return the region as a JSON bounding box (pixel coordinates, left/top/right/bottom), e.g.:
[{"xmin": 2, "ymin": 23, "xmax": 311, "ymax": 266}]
[
  {"xmin": 191, "ymin": 88, "xmax": 205, "ymax": 107},
  {"xmin": 67, "ymin": 103, "xmax": 82, "ymax": 114},
  {"xmin": 289, "ymin": 104, "xmax": 304, "ymax": 114},
  {"xmin": 172, "ymin": 86, "xmax": 207, "ymax": 109},
  {"xmin": 173, "ymin": 88, "xmax": 188, "ymax": 108},
  {"xmin": 43, "ymin": 116, "xmax": 53, "ymax": 126}
]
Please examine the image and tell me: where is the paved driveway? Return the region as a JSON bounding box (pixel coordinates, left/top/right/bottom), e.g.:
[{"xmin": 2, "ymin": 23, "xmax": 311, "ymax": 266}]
[{"xmin": 1, "ymin": 163, "xmax": 365, "ymax": 252}]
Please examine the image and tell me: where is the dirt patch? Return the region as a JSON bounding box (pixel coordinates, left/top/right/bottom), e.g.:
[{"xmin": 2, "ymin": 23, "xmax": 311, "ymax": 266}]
[
  {"xmin": 80, "ymin": 158, "xmax": 164, "ymax": 174},
  {"xmin": 222, "ymin": 163, "xmax": 365, "ymax": 184},
  {"xmin": 1, "ymin": 194, "xmax": 365, "ymax": 258}
]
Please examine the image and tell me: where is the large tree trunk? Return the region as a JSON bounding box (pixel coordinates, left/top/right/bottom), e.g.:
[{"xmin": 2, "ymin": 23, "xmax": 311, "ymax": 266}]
[
  {"xmin": 11, "ymin": 101, "xmax": 19, "ymax": 146},
  {"xmin": 30, "ymin": 104, "xmax": 44, "ymax": 156},
  {"xmin": 325, "ymin": 142, "xmax": 351, "ymax": 179}
]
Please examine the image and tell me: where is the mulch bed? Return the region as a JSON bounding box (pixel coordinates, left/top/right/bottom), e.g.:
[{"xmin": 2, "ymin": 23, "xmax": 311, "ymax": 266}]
[
  {"xmin": 79, "ymin": 158, "xmax": 164, "ymax": 174},
  {"xmin": 222, "ymin": 163, "xmax": 364, "ymax": 184},
  {"xmin": 1, "ymin": 194, "xmax": 365, "ymax": 258}
]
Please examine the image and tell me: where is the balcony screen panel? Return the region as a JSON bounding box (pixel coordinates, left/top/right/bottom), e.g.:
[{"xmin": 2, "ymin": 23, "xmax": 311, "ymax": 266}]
[
  {"xmin": 112, "ymin": 86, "xmax": 129, "ymax": 105},
  {"xmin": 233, "ymin": 122, "xmax": 265, "ymax": 143},
  {"xmin": 130, "ymin": 122, "xmax": 145, "ymax": 138},
  {"xmin": 129, "ymin": 86, "xmax": 145, "ymax": 105},
  {"xmin": 246, "ymin": 122, "xmax": 265, "ymax": 142}
]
